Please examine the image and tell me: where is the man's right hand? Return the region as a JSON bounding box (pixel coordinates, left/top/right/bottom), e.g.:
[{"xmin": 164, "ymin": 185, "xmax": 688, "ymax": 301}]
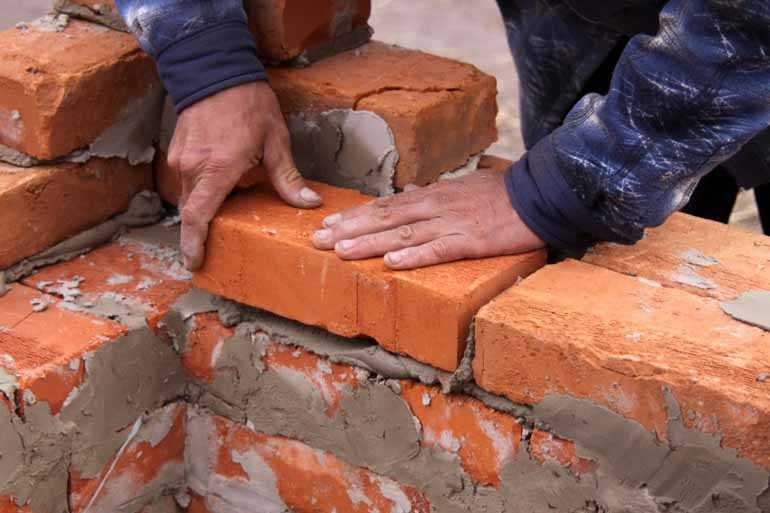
[{"xmin": 168, "ymin": 82, "xmax": 323, "ymax": 270}]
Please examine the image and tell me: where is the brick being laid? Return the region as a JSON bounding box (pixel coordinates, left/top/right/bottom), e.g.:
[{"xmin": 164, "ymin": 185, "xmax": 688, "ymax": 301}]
[
  {"xmin": 473, "ymin": 258, "xmax": 770, "ymax": 470},
  {"xmin": 0, "ymin": 159, "xmax": 152, "ymax": 270},
  {"xmin": 192, "ymin": 178, "xmax": 546, "ymax": 371},
  {"xmin": 584, "ymin": 212, "xmax": 770, "ymax": 300},
  {"xmin": 0, "ymin": 19, "xmax": 158, "ymax": 161}
]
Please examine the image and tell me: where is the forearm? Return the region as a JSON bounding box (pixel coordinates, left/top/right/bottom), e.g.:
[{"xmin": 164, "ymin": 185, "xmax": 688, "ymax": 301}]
[
  {"xmin": 508, "ymin": 0, "xmax": 770, "ymax": 252},
  {"xmin": 115, "ymin": 0, "xmax": 267, "ymax": 111}
]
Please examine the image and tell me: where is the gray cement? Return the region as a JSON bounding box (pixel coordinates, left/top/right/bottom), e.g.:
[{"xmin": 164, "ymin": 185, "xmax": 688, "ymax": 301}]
[
  {"xmin": 721, "ymin": 290, "xmax": 770, "ymax": 331},
  {"xmin": 53, "ymin": 0, "xmax": 128, "ymax": 31}
]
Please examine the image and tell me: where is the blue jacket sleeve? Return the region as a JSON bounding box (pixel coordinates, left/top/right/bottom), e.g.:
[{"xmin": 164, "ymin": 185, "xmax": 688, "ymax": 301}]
[
  {"xmin": 507, "ymin": 0, "xmax": 770, "ymax": 253},
  {"xmin": 115, "ymin": 0, "xmax": 267, "ymax": 112}
]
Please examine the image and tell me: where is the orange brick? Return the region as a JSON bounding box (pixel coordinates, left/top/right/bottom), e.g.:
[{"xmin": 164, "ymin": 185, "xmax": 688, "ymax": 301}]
[
  {"xmin": 246, "ymin": 0, "xmax": 371, "ymax": 63},
  {"xmin": 0, "ymin": 283, "xmax": 126, "ymax": 413},
  {"xmin": 474, "ymin": 259, "xmax": 770, "ymax": 469},
  {"xmin": 584, "ymin": 213, "xmax": 770, "ymax": 300},
  {"xmin": 182, "ymin": 313, "xmax": 235, "ymax": 383},
  {"xmin": 0, "ymin": 497, "xmax": 31, "ymax": 513},
  {"xmin": 70, "ymin": 403, "xmax": 187, "ymax": 512},
  {"xmin": 193, "ymin": 180, "xmax": 546, "ymax": 371},
  {"xmin": 21, "ymin": 239, "xmax": 192, "ymax": 332},
  {"xmin": 0, "ymin": 159, "xmax": 152, "ymax": 269},
  {"xmin": 529, "ymin": 430, "xmax": 597, "ymax": 476},
  {"xmin": 0, "ymin": 20, "xmax": 157, "ymax": 159},
  {"xmin": 401, "ymin": 382, "xmax": 521, "ymax": 486},
  {"xmin": 205, "ymin": 414, "xmax": 431, "ymax": 513},
  {"xmin": 268, "ymin": 41, "xmax": 498, "ymax": 187}
]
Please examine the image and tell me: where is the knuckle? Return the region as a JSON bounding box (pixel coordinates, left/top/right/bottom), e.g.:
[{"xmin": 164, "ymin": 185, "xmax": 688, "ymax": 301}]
[
  {"xmin": 430, "ymin": 239, "xmax": 453, "ymax": 261},
  {"xmin": 398, "ymin": 225, "xmax": 415, "ymax": 241},
  {"xmin": 373, "ymin": 205, "xmax": 393, "ymax": 223}
]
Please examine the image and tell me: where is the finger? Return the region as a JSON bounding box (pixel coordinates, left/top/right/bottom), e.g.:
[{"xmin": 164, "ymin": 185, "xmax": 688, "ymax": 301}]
[
  {"xmin": 313, "ymin": 199, "xmax": 434, "ymax": 250},
  {"xmin": 320, "ymin": 186, "xmax": 431, "ymax": 228},
  {"xmin": 180, "ymin": 173, "xmax": 240, "ymax": 270},
  {"xmin": 403, "ymin": 184, "xmax": 421, "ymax": 192},
  {"xmin": 384, "ymin": 235, "xmax": 470, "ymax": 270},
  {"xmin": 263, "ymin": 131, "xmax": 322, "ymax": 209},
  {"xmin": 334, "ymin": 218, "xmax": 450, "ymax": 260}
]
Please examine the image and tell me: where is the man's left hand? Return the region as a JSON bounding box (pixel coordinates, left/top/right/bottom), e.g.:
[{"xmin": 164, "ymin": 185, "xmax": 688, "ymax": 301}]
[{"xmin": 312, "ymin": 169, "xmax": 545, "ymax": 270}]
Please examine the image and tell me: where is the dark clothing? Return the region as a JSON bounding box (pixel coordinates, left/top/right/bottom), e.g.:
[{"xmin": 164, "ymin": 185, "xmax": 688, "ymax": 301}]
[{"xmin": 116, "ymin": 0, "xmax": 770, "ymax": 252}]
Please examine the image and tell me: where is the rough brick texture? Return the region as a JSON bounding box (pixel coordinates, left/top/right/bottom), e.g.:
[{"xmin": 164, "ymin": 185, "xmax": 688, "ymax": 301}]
[
  {"xmin": 0, "ymin": 159, "xmax": 152, "ymax": 270},
  {"xmin": 584, "ymin": 212, "xmax": 770, "ymax": 300},
  {"xmin": 0, "ymin": 20, "xmax": 157, "ymax": 160},
  {"xmin": 193, "ymin": 179, "xmax": 546, "ymax": 371},
  {"xmin": 474, "ymin": 258, "xmax": 770, "ymax": 469},
  {"xmin": 268, "ymin": 41, "xmax": 498, "ymax": 187},
  {"xmin": 187, "ymin": 412, "xmax": 431, "ymax": 513},
  {"xmin": 245, "ymin": 0, "xmax": 372, "ymax": 63}
]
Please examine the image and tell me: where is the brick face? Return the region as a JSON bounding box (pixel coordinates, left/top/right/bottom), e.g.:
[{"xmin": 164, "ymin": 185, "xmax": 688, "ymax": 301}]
[
  {"xmin": 245, "ymin": 0, "xmax": 371, "ymax": 63},
  {"xmin": 0, "ymin": 159, "xmax": 152, "ymax": 270},
  {"xmin": 473, "ymin": 259, "xmax": 770, "ymax": 470},
  {"xmin": 0, "ymin": 20, "xmax": 157, "ymax": 160},
  {"xmin": 193, "ymin": 179, "xmax": 546, "ymax": 371},
  {"xmin": 268, "ymin": 41, "xmax": 498, "ymax": 187},
  {"xmin": 584, "ymin": 212, "xmax": 770, "ymax": 300}
]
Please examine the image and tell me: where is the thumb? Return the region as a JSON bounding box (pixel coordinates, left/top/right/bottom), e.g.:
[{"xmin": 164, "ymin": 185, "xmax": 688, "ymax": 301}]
[{"xmin": 262, "ymin": 130, "xmax": 322, "ymax": 209}]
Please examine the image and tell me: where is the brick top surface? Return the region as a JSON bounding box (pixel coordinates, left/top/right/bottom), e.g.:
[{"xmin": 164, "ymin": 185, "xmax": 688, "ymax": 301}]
[
  {"xmin": 194, "ymin": 179, "xmax": 545, "ymax": 370},
  {"xmin": 584, "ymin": 213, "xmax": 770, "ymax": 300},
  {"xmin": 474, "ymin": 258, "xmax": 770, "ymax": 468}
]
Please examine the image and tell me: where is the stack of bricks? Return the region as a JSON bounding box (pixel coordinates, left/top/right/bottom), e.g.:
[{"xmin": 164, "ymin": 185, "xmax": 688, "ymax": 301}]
[{"xmin": 1, "ymin": 1, "xmax": 769, "ymax": 513}]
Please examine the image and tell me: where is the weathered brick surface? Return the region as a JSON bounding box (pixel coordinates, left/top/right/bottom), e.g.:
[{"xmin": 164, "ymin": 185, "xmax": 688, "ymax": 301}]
[
  {"xmin": 401, "ymin": 382, "xmax": 521, "ymax": 486},
  {"xmin": 70, "ymin": 403, "xmax": 187, "ymax": 513},
  {"xmin": 0, "ymin": 159, "xmax": 152, "ymax": 270},
  {"xmin": 245, "ymin": 0, "xmax": 371, "ymax": 63},
  {"xmin": 529, "ymin": 429, "xmax": 597, "ymax": 477},
  {"xmin": 584, "ymin": 213, "xmax": 770, "ymax": 300},
  {"xmin": 268, "ymin": 41, "xmax": 498, "ymax": 187},
  {"xmin": 187, "ymin": 412, "xmax": 431, "ymax": 513},
  {"xmin": 0, "ymin": 20, "xmax": 157, "ymax": 159},
  {"xmin": 474, "ymin": 259, "xmax": 770, "ymax": 469},
  {"xmin": 193, "ymin": 179, "xmax": 546, "ymax": 371}
]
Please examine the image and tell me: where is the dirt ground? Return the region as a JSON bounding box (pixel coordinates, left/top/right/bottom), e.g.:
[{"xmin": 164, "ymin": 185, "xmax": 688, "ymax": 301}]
[{"xmin": 0, "ymin": 0, "xmax": 761, "ymax": 232}]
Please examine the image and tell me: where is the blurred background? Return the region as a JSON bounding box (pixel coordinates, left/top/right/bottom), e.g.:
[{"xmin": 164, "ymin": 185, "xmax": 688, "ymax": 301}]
[{"xmin": 0, "ymin": 0, "xmax": 761, "ymax": 232}]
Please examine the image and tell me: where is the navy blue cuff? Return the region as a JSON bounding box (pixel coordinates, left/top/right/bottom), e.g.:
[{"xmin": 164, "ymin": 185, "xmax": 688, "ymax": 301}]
[
  {"xmin": 156, "ymin": 21, "xmax": 267, "ymax": 112},
  {"xmin": 506, "ymin": 137, "xmax": 618, "ymax": 255}
]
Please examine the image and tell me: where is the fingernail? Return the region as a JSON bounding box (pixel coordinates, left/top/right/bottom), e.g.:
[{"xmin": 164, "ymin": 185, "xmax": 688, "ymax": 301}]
[
  {"xmin": 323, "ymin": 213, "xmax": 342, "ymax": 227},
  {"xmin": 336, "ymin": 240, "xmax": 355, "ymax": 252},
  {"xmin": 314, "ymin": 229, "xmax": 331, "ymax": 242},
  {"xmin": 386, "ymin": 251, "xmax": 403, "ymax": 265},
  {"xmin": 300, "ymin": 187, "xmax": 321, "ymax": 203}
]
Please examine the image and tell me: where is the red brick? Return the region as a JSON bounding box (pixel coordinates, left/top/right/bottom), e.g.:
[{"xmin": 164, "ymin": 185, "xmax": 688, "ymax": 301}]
[
  {"xmin": 0, "ymin": 497, "xmax": 31, "ymax": 513},
  {"xmin": 200, "ymin": 414, "xmax": 431, "ymax": 513},
  {"xmin": 401, "ymin": 382, "xmax": 521, "ymax": 487},
  {"xmin": 584, "ymin": 213, "xmax": 770, "ymax": 300},
  {"xmin": 268, "ymin": 41, "xmax": 498, "ymax": 187},
  {"xmin": 21, "ymin": 239, "xmax": 192, "ymax": 333},
  {"xmin": 473, "ymin": 259, "xmax": 770, "ymax": 469},
  {"xmin": 529, "ymin": 430, "xmax": 597, "ymax": 477},
  {"xmin": 0, "ymin": 283, "xmax": 126, "ymax": 411},
  {"xmin": 0, "ymin": 20, "xmax": 157, "ymax": 159},
  {"xmin": 0, "ymin": 158, "xmax": 152, "ymax": 269},
  {"xmin": 181, "ymin": 313, "xmax": 235, "ymax": 383},
  {"xmin": 70, "ymin": 403, "xmax": 187, "ymax": 512},
  {"xmin": 245, "ymin": 0, "xmax": 371, "ymax": 63},
  {"xmin": 193, "ymin": 179, "xmax": 546, "ymax": 371}
]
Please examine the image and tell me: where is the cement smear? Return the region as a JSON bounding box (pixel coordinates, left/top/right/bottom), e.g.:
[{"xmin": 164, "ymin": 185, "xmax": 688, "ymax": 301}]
[
  {"xmin": 53, "ymin": 0, "xmax": 129, "ymax": 31},
  {"xmin": 721, "ymin": 290, "xmax": 770, "ymax": 331}
]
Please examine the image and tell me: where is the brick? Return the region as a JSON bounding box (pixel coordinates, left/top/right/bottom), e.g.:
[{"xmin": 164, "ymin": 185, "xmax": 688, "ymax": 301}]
[
  {"xmin": 181, "ymin": 313, "xmax": 235, "ymax": 383},
  {"xmin": 584, "ymin": 213, "xmax": 770, "ymax": 300},
  {"xmin": 193, "ymin": 179, "xmax": 546, "ymax": 371},
  {"xmin": 474, "ymin": 259, "xmax": 770, "ymax": 469},
  {"xmin": 529, "ymin": 430, "xmax": 597, "ymax": 477},
  {"xmin": 70, "ymin": 403, "xmax": 187, "ymax": 512},
  {"xmin": 0, "ymin": 497, "xmax": 31, "ymax": 513},
  {"xmin": 0, "ymin": 283, "xmax": 127, "ymax": 411},
  {"xmin": 401, "ymin": 382, "xmax": 521, "ymax": 486},
  {"xmin": 0, "ymin": 20, "xmax": 157, "ymax": 159},
  {"xmin": 192, "ymin": 413, "xmax": 431, "ymax": 513},
  {"xmin": 268, "ymin": 41, "xmax": 498, "ymax": 187},
  {"xmin": 21, "ymin": 238, "xmax": 192, "ymax": 332},
  {"xmin": 245, "ymin": 0, "xmax": 372, "ymax": 64},
  {"xmin": 0, "ymin": 158, "xmax": 152, "ymax": 270}
]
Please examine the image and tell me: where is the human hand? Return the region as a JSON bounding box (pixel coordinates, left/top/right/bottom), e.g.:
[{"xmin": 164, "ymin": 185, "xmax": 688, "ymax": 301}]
[
  {"xmin": 169, "ymin": 82, "xmax": 322, "ymax": 270},
  {"xmin": 312, "ymin": 169, "xmax": 545, "ymax": 269}
]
